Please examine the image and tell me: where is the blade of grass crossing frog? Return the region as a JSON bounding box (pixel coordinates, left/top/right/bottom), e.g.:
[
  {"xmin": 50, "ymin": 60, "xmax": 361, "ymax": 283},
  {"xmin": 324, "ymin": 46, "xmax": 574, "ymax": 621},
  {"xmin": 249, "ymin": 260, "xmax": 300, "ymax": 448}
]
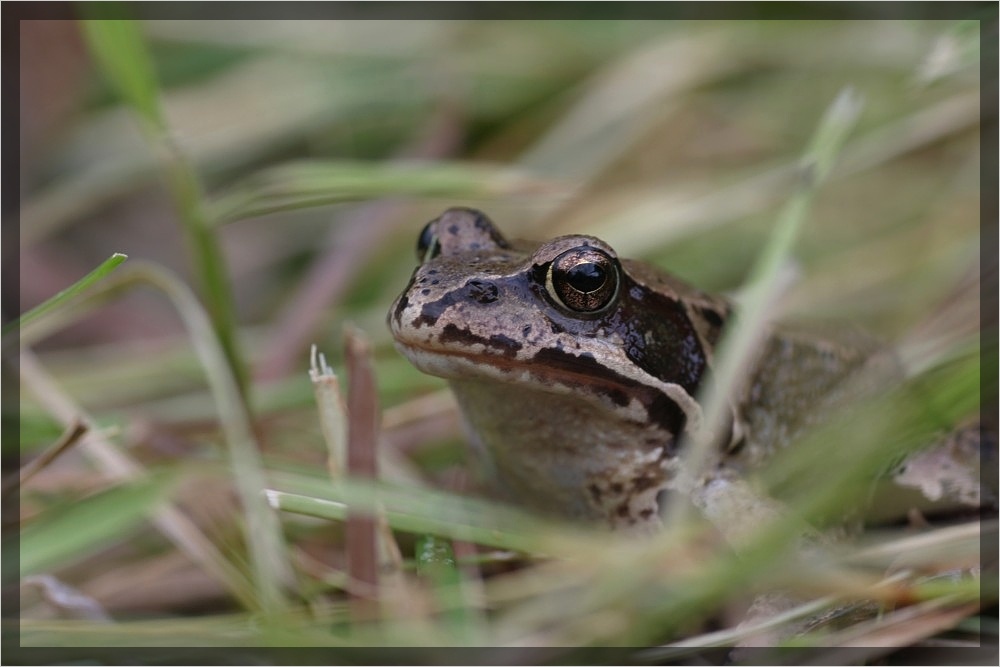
[{"xmin": 663, "ymin": 88, "xmax": 864, "ymax": 528}]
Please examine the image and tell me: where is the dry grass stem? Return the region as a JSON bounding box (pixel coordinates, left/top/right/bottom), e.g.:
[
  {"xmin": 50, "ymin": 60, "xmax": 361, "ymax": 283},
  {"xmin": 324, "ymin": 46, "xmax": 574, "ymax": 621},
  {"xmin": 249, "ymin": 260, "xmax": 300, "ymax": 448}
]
[
  {"xmin": 344, "ymin": 326, "xmax": 381, "ymax": 621},
  {"xmin": 4, "ymin": 419, "xmax": 89, "ymax": 498}
]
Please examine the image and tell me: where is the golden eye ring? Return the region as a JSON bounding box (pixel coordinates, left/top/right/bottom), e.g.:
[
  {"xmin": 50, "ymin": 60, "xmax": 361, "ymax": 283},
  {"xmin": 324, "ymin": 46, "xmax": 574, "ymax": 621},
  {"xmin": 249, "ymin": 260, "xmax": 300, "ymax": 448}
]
[{"xmin": 546, "ymin": 247, "xmax": 620, "ymax": 313}]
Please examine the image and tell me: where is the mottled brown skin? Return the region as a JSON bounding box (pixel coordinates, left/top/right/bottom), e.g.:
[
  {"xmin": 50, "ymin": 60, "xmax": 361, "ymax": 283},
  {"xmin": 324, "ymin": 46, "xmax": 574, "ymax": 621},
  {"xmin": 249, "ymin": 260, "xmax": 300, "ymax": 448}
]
[{"xmin": 388, "ymin": 208, "xmax": 892, "ymax": 529}]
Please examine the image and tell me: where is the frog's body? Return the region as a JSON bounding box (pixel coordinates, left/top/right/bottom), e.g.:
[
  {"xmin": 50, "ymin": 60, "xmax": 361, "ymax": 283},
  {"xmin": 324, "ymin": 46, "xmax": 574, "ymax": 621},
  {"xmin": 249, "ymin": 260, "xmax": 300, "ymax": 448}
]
[
  {"xmin": 387, "ymin": 208, "xmax": 909, "ymax": 529},
  {"xmin": 388, "ymin": 207, "xmax": 990, "ymax": 646},
  {"xmin": 736, "ymin": 325, "xmax": 896, "ymax": 467}
]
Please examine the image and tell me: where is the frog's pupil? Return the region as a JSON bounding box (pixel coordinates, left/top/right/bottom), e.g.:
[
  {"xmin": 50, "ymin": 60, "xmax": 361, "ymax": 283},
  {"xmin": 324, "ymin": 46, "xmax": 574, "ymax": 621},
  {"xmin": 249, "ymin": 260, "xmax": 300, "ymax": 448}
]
[{"xmin": 567, "ymin": 262, "xmax": 606, "ymax": 293}]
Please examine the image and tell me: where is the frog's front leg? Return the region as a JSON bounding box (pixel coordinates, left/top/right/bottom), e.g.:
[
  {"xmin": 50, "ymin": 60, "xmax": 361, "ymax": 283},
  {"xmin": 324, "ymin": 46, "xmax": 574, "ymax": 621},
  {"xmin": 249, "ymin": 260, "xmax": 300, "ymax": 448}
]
[
  {"xmin": 686, "ymin": 469, "xmax": 835, "ymax": 646},
  {"xmin": 688, "ymin": 471, "xmax": 826, "ymax": 552}
]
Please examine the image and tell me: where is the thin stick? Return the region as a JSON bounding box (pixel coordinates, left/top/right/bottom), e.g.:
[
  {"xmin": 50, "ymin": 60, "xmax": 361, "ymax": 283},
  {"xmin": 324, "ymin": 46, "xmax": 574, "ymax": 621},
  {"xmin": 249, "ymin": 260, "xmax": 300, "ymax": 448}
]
[
  {"xmin": 344, "ymin": 326, "xmax": 380, "ymax": 620},
  {"xmin": 2, "ymin": 419, "xmax": 89, "ymax": 499}
]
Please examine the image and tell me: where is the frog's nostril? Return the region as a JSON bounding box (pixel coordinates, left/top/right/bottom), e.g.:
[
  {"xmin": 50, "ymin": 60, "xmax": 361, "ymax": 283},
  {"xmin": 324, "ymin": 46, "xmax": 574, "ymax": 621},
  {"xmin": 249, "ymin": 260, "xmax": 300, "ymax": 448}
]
[{"xmin": 466, "ymin": 279, "xmax": 499, "ymax": 304}]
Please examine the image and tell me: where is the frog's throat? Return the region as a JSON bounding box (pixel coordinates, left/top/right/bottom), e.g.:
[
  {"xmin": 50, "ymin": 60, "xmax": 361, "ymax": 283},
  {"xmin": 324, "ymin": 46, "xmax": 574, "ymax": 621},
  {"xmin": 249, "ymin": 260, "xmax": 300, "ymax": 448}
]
[{"xmin": 394, "ymin": 340, "xmax": 705, "ymax": 437}]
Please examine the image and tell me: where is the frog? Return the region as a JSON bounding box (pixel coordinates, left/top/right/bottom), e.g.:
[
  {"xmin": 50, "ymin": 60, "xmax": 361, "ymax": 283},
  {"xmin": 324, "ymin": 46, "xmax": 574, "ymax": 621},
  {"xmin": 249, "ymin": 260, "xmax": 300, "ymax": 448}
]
[{"xmin": 386, "ymin": 207, "xmax": 983, "ymax": 533}]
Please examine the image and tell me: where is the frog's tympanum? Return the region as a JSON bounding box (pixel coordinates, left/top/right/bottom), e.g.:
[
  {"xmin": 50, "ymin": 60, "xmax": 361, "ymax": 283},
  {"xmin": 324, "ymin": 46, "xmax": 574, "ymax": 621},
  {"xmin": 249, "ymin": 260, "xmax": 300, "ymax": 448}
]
[{"xmin": 387, "ymin": 208, "xmax": 897, "ymax": 530}]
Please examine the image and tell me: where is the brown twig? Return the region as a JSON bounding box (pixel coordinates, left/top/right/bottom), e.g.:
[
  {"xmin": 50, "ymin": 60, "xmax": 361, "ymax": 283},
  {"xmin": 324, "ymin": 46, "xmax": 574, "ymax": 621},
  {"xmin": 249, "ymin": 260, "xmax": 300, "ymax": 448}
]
[
  {"xmin": 3, "ymin": 418, "xmax": 89, "ymax": 500},
  {"xmin": 343, "ymin": 325, "xmax": 380, "ymax": 621}
]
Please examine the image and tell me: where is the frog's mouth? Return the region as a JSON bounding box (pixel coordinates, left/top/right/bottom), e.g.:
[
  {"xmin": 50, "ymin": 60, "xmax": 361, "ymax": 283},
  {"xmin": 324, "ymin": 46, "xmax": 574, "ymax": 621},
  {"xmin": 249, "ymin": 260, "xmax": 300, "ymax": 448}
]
[
  {"xmin": 392, "ymin": 339, "xmax": 694, "ymax": 437},
  {"xmin": 395, "ymin": 337, "xmax": 603, "ymax": 388}
]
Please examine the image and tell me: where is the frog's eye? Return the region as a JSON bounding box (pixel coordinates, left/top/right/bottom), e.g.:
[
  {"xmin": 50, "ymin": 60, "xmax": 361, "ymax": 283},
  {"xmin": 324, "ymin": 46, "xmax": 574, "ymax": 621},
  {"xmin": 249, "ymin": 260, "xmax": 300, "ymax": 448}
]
[
  {"xmin": 547, "ymin": 247, "xmax": 619, "ymax": 313},
  {"xmin": 416, "ymin": 221, "xmax": 441, "ymax": 263}
]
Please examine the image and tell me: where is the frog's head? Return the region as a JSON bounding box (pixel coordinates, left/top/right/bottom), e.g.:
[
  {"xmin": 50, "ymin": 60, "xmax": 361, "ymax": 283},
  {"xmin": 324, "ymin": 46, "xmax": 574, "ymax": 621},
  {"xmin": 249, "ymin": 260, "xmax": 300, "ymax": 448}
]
[{"xmin": 388, "ymin": 208, "xmax": 730, "ymax": 436}]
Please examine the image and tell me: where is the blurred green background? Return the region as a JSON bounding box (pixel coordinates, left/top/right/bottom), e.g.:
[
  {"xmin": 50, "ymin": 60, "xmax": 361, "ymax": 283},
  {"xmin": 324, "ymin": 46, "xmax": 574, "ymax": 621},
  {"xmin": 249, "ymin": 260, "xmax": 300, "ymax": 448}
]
[{"xmin": 10, "ymin": 13, "xmax": 991, "ymax": 661}]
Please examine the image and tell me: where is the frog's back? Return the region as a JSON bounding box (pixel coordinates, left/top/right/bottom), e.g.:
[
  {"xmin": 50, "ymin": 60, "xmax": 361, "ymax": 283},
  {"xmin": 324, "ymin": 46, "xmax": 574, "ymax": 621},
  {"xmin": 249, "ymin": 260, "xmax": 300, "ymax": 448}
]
[{"xmin": 737, "ymin": 323, "xmax": 901, "ymax": 466}]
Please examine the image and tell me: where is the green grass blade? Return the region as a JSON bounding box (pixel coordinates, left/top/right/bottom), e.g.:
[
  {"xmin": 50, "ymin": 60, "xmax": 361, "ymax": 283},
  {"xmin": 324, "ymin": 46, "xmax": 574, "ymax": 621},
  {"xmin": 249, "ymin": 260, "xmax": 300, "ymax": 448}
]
[
  {"xmin": 416, "ymin": 535, "xmax": 482, "ymax": 640},
  {"xmin": 266, "ymin": 489, "xmax": 540, "ymax": 554},
  {"xmin": 162, "ymin": 155, "xmax": 250, "ymax": 398},
  {"xmin": 665, "ymin": 88, "xmax": 864, "ymax": 527},
  {"xmin": 3, "ymin": 253, "xmax": 127, "ymax": 340},
  {"xmin": 132, "ymin": 263, "xmax": 293, "ymax": 614},
  {"xmin": 208, "ymin": 160, "xmax": 553, "ymax": 225},
  {"xmin": 78, "ymin": 19, "xmax": 165, "ymax": 131},
  {"xmin": 80, "ymin": 16, "xmax": 249, "ymax": 399},
  {"xmin": 20, "ymin": 474, "xmax": 175, "ymax": 576}
]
